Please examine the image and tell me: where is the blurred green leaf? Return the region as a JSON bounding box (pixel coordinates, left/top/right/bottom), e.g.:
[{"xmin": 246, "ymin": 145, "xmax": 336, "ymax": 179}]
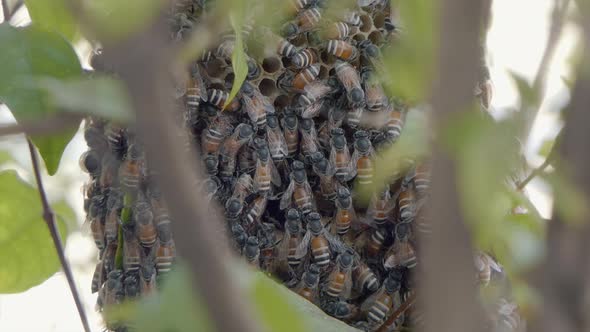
[
  {"xmin": 38, "ymin": 76, "xmax": 132, "ymax": 123},
  {"xmin": 224, "ymin": 14, "xmax": 248, "ymax": 110},
  {"xmin": 0, "ymin": 170, "xmax": 73, "ymax": 293},
  {"xmin": 85, "ymin": 0, "xmax": 163, "ymax": 42},
  {"xmin": 379, "ymin": 0, "xmax": 436, "ymax": 101},
  {"xmin": 25, "ymin": 0, "xmax": 78, "ymax": 41},
  {"xmin": 508, "ymin": 71, "xmax": 537, "ymax": 107},
  {"xmin": 544, "ymin": 171, "xmax": 589, "ymax": 225},
  {"xmin": 0, "ymin": 150, "xmax": 13, "ymax": 165},
  {"xmin": 538, "ymin": 138, "xmax": 555, "ymax": 159},
  {"xmin": 0, "ymin": 24, "xmax": 81, "ymax": 174}
]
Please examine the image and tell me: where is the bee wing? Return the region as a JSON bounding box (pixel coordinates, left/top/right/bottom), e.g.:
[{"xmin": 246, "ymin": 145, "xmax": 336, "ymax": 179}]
[
  {"xmin": 342, "ymin": 268, "xmax": 353, "ymax": 299},
  {"xmin": 279, "ymin": 180, "xmax": 295, "ymax": 210},
  {"xmin": 346, "ymin": 148, "xmax": 360, "ymax": 181},
  {"xmin": 382, "ymin": 244, "xmax": 398, "ymax": 269},
  {"xmin": 269, "ymin": 129, "xmax": 288, "ymax": 158},
  {"xmin": 483, "ymin": 252, "xmax": 503, "ymax": 274},
  {"xmin": 304, "ymin": 181, "xmax": 317, "ymax": 210},
  {"xmin": 305, "ymin": 81, "xmax": 331, "ymax": 100},
  {"xmin": 302, "ymin": 100, "xmax": 323, "ymax": 118},
  {"xmin": 295, "ymin": 231, "xmax": 312, "ymax": 259},
  {"xmin": 325, "ymin": 231, "xmax": 348, "ymax": 254},
  {"xmin": 270, "ymin": 160, "xmax": 282, "ymax": 187}
]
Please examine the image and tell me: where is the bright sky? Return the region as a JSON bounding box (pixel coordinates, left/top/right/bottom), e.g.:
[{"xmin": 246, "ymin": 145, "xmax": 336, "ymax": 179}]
[{"xmin": 0, "ymin": 1, "xmax": 581, "ymax": 331}]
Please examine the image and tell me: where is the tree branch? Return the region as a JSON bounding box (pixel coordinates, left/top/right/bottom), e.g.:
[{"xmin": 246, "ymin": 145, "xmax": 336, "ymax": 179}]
[
  {"xmin": 418, "ymin": 0, "xmax": 488, "ymax": 331},
  {"xmin": 0, "ymin": 114, "xmax": 82, "ymax": 138},
  {"xmin": 100, "ymin": 15, "xmax": 260, "ymax": 332},
  {"xmin": 26, "ymin": 139, "xmax": 91, "ymax": 332}
]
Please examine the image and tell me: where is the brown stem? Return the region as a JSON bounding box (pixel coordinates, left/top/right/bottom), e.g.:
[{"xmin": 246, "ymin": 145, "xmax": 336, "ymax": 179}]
[
  {"xmin": 516, "ymin": 158, "xmax": 552, "ymax": 190},
  {"xmin": 26, "ymin": 139, "xmax": 91, "ymax": 332}
]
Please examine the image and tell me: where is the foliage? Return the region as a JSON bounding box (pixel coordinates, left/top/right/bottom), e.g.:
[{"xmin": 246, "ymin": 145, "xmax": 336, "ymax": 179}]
[
  {"xmin": 24, "ymin": 0, "xmax": 78, "ymax": 41},
  {"xmin": 0, "ymin": 170, "xmax": 74, "ymax": 293},
  {"xmin": 224, "ymin": 13, "xmax": 248, "ymax": 110}
]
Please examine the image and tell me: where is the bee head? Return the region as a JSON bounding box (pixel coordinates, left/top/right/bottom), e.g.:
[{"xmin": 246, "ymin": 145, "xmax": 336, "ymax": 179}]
[
  {"xmin": 335, "ymin": 302, "xmax": 351, "ymax": 318},
  {"xmin": 204, "ymin": 155, "xmax": 219, "ymax": 174},
  {"xmin": 339, "ymin": 251, "xmax": 354, "ymax": 268},
  {"xmin": 350, "ymin": 87, "xmax": 365, "ymax": 104},
  {"xmin": 337, "ymin": 187, "xmax": 351, "ymax": 205},
  {"xmin": 238, "ymin": 124, "xmax": 254, "ymax": 139},
  {"xmin": 384, "ymin": 274, "xmax": 401, "ymax": 293},
  {"xmin": 396, "ymin": 222, "xmax": 410, "ymax": 238},
  {"xmin": 307, "ymin": 213, "xmax": 323, "ymax": 234},
  {"xmin": 266, "ymin": 113, "xmax": 279, "ymax": 128},
  {"xmin": 225, "ymin": 198, "xmax": 243, "ymax": 216}
]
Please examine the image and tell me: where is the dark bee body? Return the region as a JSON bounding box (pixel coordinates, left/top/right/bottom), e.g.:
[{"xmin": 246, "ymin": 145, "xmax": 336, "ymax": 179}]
[
  {"xmin": 383, "ymin": 223, "xmax": 416, "ymax": 269},
  {"xmin": 101, "ymin": 270, "xmax": 124, "ymax": 308},
  {"xmin": 186, "ymin": 68, "xmax": 207, "ymax": 115},
  {"xmin": 335, "ymin": 61, "xmax": 364, "ymax": 108},
  {"xmin": 245, "ymin": 195, "xmax": 268, "ymax": 225},
  {"xmin": 362, "ymin": 274, "xmax": 401, "ymax": 326},
  {"xmin": 299, "ymin": 118, "xmax": 320, "ymax": 160},
  {"xmin": 332, "ymin": 188, "xmax": 356, "ymax": 236},
  {"xmin": 292, "ymin": 64, "xmax": 321, "ymax": 91},
  {"xmin": 91, "ymin": 260, "xmax": 105, "ymax": 294},
  {"xmin": 353, "ymin": 260, "xmax": 379, "ymax": 292},
  {"xmin": 329, "ymin": 128, "xmax": 352, "ymax": 181},
  {"xmin": 79, "ymin": 150, "xmax": 102, "ymax": 178},
  {"xmin": 310, "ymin": 152, "xmax": 338, "ymax": 200},
  {"xmin": 89, "ymin": 194, "xmax": 106, "ymax": 250},
  {"xmin": 346, "ymin": 107, "xmax": 363, "ymax": 128},
  {"xmin": 155, "ymin": 223, "xmax": 176, "ymax": 275},
  {"xmin": 201, "ymin": 113, "xmax": 234, "ymax": 155},
  {"xmin": 351, "ymin": 131, "xmax": 374, "ymax": 186},
  {"xmin": 219, "ymin": 124, "xmax": 254, "ymax": 178},
  {"xmin": 119, "ymin": 144, "xmax": 143, "ymax": 191},
  {"xmin": 295, "ymin": 263, "xmax": 321, "ymax": 304},
  {"xmin": 326, "ymin": 40, "xmax": 358, "ymax": 61},
  {"xmin": 281, "ymin": 112, "xmax": 300, "ymax": 156},
  {"xmin": 367, "ymin": 190, "xmax": 393, "ymax": 226},
  {"xmin": 208, "ymin": 89, "xmax": 241, "ymax": 112},
  {"xmin": 105, "ymin": 123, "xmax": 127, "ymax": 158},
  {"xmin": 244, "ymin": 236, "xmax": 261, "ymax": 267},
  {"xmin": 291, "ymin": 48, "xmax": 319, "ymax": 68},
  {"xmin": 122, "ymin": 227, "xmax": 141, "ymax": 273},
  {"xmin": 365, "ymin": 227, "xmax": 386, "ymax": 257},
  {"xmin": 324, "ymin": 251, "xmax": 353, "ymax": 299},
  {"xmin": 322, "ymin": 22, "xmax": 351, "ymax": 40},
  {"xmin": 280, "ymin": 161, "xmax": 315, "ymax": 214},
  {"xmin": 266, "ymin": 114, "xmax": 288, "ymax": 163},
  {"xmin": 385, "ymin": 106, "xmax": 404, "ymax": 140},
  {"xmin": 104, "ymin": 190, "xmax": 123, "ymax": 244},
  {"xmin": 134, "ymin": 200, "xmax": 157, "ymax": 248},
  {"xmin": 140, "ymin": 261, "xmax": 157, "ymax": 295},
  {"xmin": 241, "ymin": 82, "xmax": 274, "ymax": 130}
]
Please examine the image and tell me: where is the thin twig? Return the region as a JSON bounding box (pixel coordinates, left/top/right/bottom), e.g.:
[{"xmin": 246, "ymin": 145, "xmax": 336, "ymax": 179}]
[
  {"xmin": 516, "ymin": 158, "xmax": 551, "ymax": 190},
  {"xmin": 0, "ymin": 114, "xmax": 82, "ymax": 138},
  {"xmin": 26, "ymin": 139, "xmax": 91, "ymax": 332},
  {"xmin": 377, "ymin": 293, "xmax": 417, "ymax": 332}
]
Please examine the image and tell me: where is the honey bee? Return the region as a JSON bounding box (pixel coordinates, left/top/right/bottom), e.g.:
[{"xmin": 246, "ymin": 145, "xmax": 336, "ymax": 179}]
[
  {"xmin": 282, "ymin": 111, "xmax": 300, "ymax": 157},
  {"xmin": 238, "ymin": 140, "xmax": 257, "ymax": 175},
  {"xmin": 413, "ymin": 162, "xmax": 431, "ymax": 199},
  {"xmin": 343, "ymin": 11, "xmax": 361, "ymax": 26},
  {"xmin": 474, "ymin": 251, "xmax": 503, "ymax": 287},
  {"xmin": 186, "ymin": 66, "xmax": 208, "ymax": 118},
  {"xmin": 253, "ymin": 138, "xmax": 281, "ymax": 194},
  {"xmin": 134, "ymin": 199, "xmax": 157, "ymax": 248},
  {"xmin": 216, "ymin": 37, "xmax": 235, "ymax": 59},
  {"xmin": 326, "ymin": 40, "xmax": 359, "ymax": 62},
  {"xmin": 295, "ymin": 263, "xmax": 321, "ymax": 304},
  {"xmin": 124, "ymin": 273, "xmax": 139, "ymax": 298},
  {"xmin": 299, "ymin": 118, "xmax": 320, "ymax": 160},
  {"xmin": 100, "ymin": 270, "xmax": 124, "ymax": 309},
  {"xmin": 310, "ymin": 151, "xmax": 338, "ymax": 200},
  {"xmin": 318, "ymin": 106, "xmax": 346, "ymax": 149},
  {"xmin": 280, "ymin": 160, "xmax": 316, "ymax": 214},
  {"xmin": 231, "ymin": 223, "xmax": 248, "ymax": 253},
  {"xmin": 346, "ymin": 107, "xmax": 364, "ymax": 129},
  {"xmin": 275, "ymin": 34, "xmax": 299, "ymax": 57},
  {"xmin": 266, "ymin": 114, "xmax": 288, "ymax": 163},
  {"xmin": 119, "ymin": 144, "xmax": 144, "ymax": 191},
  {"xmin": 296, "ymin": 7, "xmax": 322, "ymax": 32},
  {"xmin": 295, "ymin": 212, "xmax": 345, "ymax": 268},
  {"xmin": 356, "ymin": 227, "xmax": 386, "ymax": 259},
  {"xmin": 274, "ymin": 209, "xmax": 304, "ymax": 279},
  {"xmin": 105, "ymin": 123, "xmax": 127, "ymax": 158},
  {"xmin": 291, "ymin": 48, "xmax": 320, "ymax": 69},
  {"xmin": 325, "ymin": 300, "xmax": 360, "ymax": 322},
  {"xmin": 360, "ymin": 272, "xmax": 402, "ymax": 327},
  {"xmin": 329, "ymin": 128, "xmax": 353, "ymax": 182},
  {"xmin": 383, "ymin": 223, "xmax": 417, "ymax": 269},
  {"xmin": 103, "ymin": 242, "xmax": 118, "ymax": 277},
  {"xmin": 91, "ymin": 260, "xmax": 105, "ymax": 294},
  {"xmin": 366, "ymin": 189, "xmax": 394, "ymax": 226},
  {"xmin": 323, "ymin": 250, "xmax": 354, "ymax": 300},
  {"xmin": 331, "ymin": 188, "xmax": 358, "ymax": 238},
  {"xmin": 257, "ymin": 223, "xmax": 279, "ymax": 273},
  {"xmin": 350, "ymin": 130, "xmax": 375, "ymax": 186},
  {"xmin": 287, "ymin": 0, "xmax": 316, "ymax": 15},
  {"xmin": 89, "ymin": 194, "xmax": 106, "ymax": 250},
  {"xmin": 322, "ymin": 22, "xmax": 352, "ymax": 40},
  {"xmin": 335, "ymin": 61, "xmax": 364, "ymax": 108},
  {"xmin": 84, "ymin": 126, "xmax": 108, "ymax": 153},
  {"xmin": 246, "ymin": 58, "xmax": 261, "ymax": 81},
  {"xmin": 241, "ymin": 82, "xmax": 275, "ymax": 130},
  {"xmin": 219, "ymin": 124, "xmax": 255, "ymax": 178},
  {"xmin": 244, "ymin": 236, "xmax": 261, "ymax": 267},
  {"xmin": 122, "ymin": 226, "xmax": 141, "ymax": 273},
  {"xmin": 155, "ymin": 223, "xmax": 176, "ymax": 276},
  {"xmin": 385, "ymin": 105, "xmax": 405, "ymax": 141},
  {"xmin": 292, "ymin": 64, "xmax": 321, "ymax": 92},
  {"xmin": 245, "ymin": 195, "xmax": 269, "ymax": 226},
  {"xmin": 352, "ymin": 258, "xmax": 379, "ymax": 292},
  {"xmin": 397, "ymin": 184, "xmax": 415, "ymax": 222},
  {"xmin": 79, "ymin": 150, "xmax": 102, "ymax": 178},
  {"xmin": 208, "ymin": 89, "xmax": 241, "ymax": 112},
  {"xmin": 139, "ymin": 259, "xmax": 157, "ymax": 295},
  {"xmin": 362, "ymin": 69, "xmax": 389, "ymax": 112},
  {"xmin": 225, "ymin": 173, "xmax": 254, "ymax": 223},
  {"xmin": 99, "ymin": 153, "xmax": 120, "ymax": 190},
  {"xmin": 104, "ymin": 190, "xmax": 123, "ymax": 244},
  {"xmin": 203, "ymin": 154, "xmax": 219, "ymax": 177},
  {"xmin": 201, "ymin": 112, "xmax": 234, "ymax": 155}
]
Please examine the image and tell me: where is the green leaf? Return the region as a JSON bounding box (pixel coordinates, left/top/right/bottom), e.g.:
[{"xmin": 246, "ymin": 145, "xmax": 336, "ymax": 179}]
[
  {"xmin": 39, "ymin": 76, "xmax": 133, "ymax": 123},
  {"xmin": 25, "ymin": 0, "xmax": 78, "ymax": 41},
  {"xmin": 224, "ymin": 14, "xmax": 248, "ymax": 110},
  {"xmin": 0, "ymin": 24, "xmax": 82, "ymax": 174},
  {"xmin": 0, "ymin": 170, "xmax": 73, "ymax": 293},
  {"xmin": 544, "ymin": 171, "xmax": 589, "ymax": 225},
  {"xmin": 538, "ymin": 138, "xmax": 555, "ymax": 159}
]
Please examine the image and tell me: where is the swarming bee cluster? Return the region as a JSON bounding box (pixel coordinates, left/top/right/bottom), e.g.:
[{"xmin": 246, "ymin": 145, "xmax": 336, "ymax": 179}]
[{"xmin": 81, "ymin": 0, "xmax": 519, "ymax": 331}]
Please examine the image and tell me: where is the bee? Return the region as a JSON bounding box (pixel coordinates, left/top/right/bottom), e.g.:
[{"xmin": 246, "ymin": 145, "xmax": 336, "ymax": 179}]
[
  {"xmin": 322, "ymin": 22, "xmax": 352, "ymax": 40},
  {"xmin": 257, "ymin": 223, "xmax": 279, "ymax": 273},
  {"xmin": 362, "ymin": 70, "xmax": 389, "ymax": 112},
  {"xmin": 124, "ymin": 273, "xmax": 139, "ymax": 298},
  {"xmin": 231, "ymin": 223, "xmax": 248, "ymax": 254},
  {"xmin": 492, "ymin": 299, "xmax": 522, "ymax": 332},
  {"xmin": 301, "ymin": 99, "xmax": 325, "ymax": 119},
  {"xmin": 281, "ymin": 111, "xmax": 300, "ymax": 157},
  {"xmin": 266, "ymin": 114, "xmax": 288, "ymax": 163},
  {"xmin": 155, "ymin": 222, "xmax": 176, "ymax": 276},
  {"xmin": 350, "ymin": 130, "xmax": 375, "ymax": 186},
  {"xmin": 275, "ymin": 35, "xmax": 298, "ymax": 57},
  {"xmin": 99, "ymin": 270, "xmax": 124, "ymax": 312},
  {"xmin": 219, "ymin": 124, "xmax": 255, "ymax": 178},
  {"xmin": 104, "ymin": 190, "xmax": 123, "ymax": 244},
  {"xmin": 331, "ymin": 187, "xmax": 358, "ymax": 237},
  {"xmin": 295, "ymin": 212, "xmax": 344, "ymax": 268},
  {"xmin": 474, "ymin": 251, "xmax": 503, "ymax": 287},
  {"xmin": 413, "ymin": 162, "xmax": 431, "ymax": 199},
  {"xmin": 318, "ymin": 106, "xmax": 346, "ymax": 149},
  {"xmin": 244, "ymin": 236, "xmax": 261, "ymax": 267},
  {"xmin": 335, "ymin": 61, "xmax": 364, "ymax": 108},
  {"xmin": 385, "ymin": 105, "xmax": 405, "ymax": 141},
  {"xmin": 241, "ymin": 82, "xmax": 275, "ymax": 130},
  {"xmin": 186, "ymin": 66, "xmax": 208, "ymax": 119},
  {"xmin": 325, "ymin": 301, "xmax": 360, "ymax": 322},
  {"xmin": 203, "ymin": 154, "xmax": 219, "ymax": 177},
  {"xmin": 287, "ymin": 0, "xmax": 316, "ymax": 15},
  {"xmin": 139, "ymin": 260, "xmax": 157, "ymax": 295},
  {"xmin": 105, "ymin": 123, "xmax": 127, "ymax": 158},
  {"xmin": 295, "ymin": 263, "xmax": 321, "ymax": 304},
  {"xmin": 84, "ymin": 125, "xmax": 109, "ymax": 152},
  {"xmin": 343, "ymin": 11, "xmax": 361, "ymax": 26},
  {"xmin": 326, "ymin": 40, "xmax": 359, "ymax": 62},
  {"xmin": 329, "ymin": 128, "xmax": 353, "ymax": 182},
  {"xmin": 237, "ymin": 140, "xmax": 257, "ymax": 174},
  {"xmin": 299, "ymin": 118, "xmax": 320, "ymax": 160},
  {"xmin": 91, "ymin": 260, "xmax": 105, "ymax": 294},
  {"xmin": 310, "ymin": 151, "xmax": 338, "ymax": 200},
  {"xmin": 122, "ymin": 226, "xmax": 141, "ymax": 273},
  {"xmin": 361, "ymin": 272, "xmax": 402, "ymax": 327},
  {"xmin": 134, "ymin": 199, "xmax": 157, "ymax": 248},
  {"xmin": 246, "ymin": 58, "xmax": 261, "ymax": 81},
  {"xmin": 475, "ymin": 66, "xmax": 493, "ymax": 110},
  {"xmin": 216, "ymin": 37, "xmax": 235, "ymax": 59},
  {"xmin": 297, "ymin": 7, "xmax": 322, "ymax": 32},
  {"xmin": 366, "ymin": 189, "xmax": 394, "ymax": 226},
  {"xmin": 208, "ymin": 89, "xmax": 241, "ymax": 112},
  {"xmin": 99, "ymin": 153, "xmax": 120, "ymax": 190},
  {"xmin": 245, "ymin": 195, "xmax": 269, "ymax": 226},
  {"xmin": 103, "ymin": 242, "xmax": 118, "ymax": 277},
  {"xmin": 225, "ymin": 173, "xmax": 254, "ymax": 223},
  {"xmin": 291, "ymin": 48, "xmax": 320, "ymax": 69},
  {"xmin": 253, "ymin": 138, "xmax": 282, "ymax": 194},
  {"xmin": 79, "ymin": 149, "xmax": 102, "ymax": 178},
  {"xmin": 397, "ymin": 184, "xmax": 415, "ymax": 222},
  {"xmin": 119, "ymin": 144, "xmax": 144, "ymax": 191},
  {"xmin": 274, "ymin": 209, "xmax": 304, "ymax": 279},
  {"xmin": 89, "ymin": 194, "xmax": 106, "ymax": 250},
  {"xmin": 383, "ymin": 223, "xmax": 417, "ymax": 269},
  {"xmin": 346, "ymin": 107, "xmax": 364, "ymax": 129},
  {"xmin": 323, "ymin": 250, "xmax": 354, "ymax": 300},
  {"xmin": 201, "ymin": 112, "xmax": 234, "ymax": 155},
  {"xmin": 293, "ymin": 64, "xmax": 321, "ymax": 92},
  {"xmin": 280, "ymin": 160, "xmax": 316, "ymax": 214},
  {"xmin": 352, "ymin": 258, "xmax": 379, "ymax": 292},
  {"xmin": 356, "ymin": 227, "xmax": 386, "ymax": 259}
]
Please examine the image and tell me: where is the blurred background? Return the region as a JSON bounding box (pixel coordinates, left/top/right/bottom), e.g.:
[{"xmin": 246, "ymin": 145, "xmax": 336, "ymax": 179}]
[{"xmin": 0, "ymin": 0, "xmax": 580, "ymax": 330}]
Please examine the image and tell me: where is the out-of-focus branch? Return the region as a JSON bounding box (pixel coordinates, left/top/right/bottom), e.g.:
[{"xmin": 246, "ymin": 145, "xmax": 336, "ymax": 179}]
[
  {"xmin": 0, "ymin": 113, "xmax": 82, "ymax": 137},
  {"xmin": 101, "ymin": 15, "xmax": 259, "ymax": 332},
  {"xmin": 418, "ymin": 0, "xmax": 487, "ymax": 332},
  {"xmin": 27, "ymin": 139, "xmax": 91, "ymax": 332}
]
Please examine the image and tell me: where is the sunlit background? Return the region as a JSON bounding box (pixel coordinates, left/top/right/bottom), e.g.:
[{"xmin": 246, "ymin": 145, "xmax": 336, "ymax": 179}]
[{"xmin": 0, "ymin": 0, "xmax": 580, "ymax": 331}]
